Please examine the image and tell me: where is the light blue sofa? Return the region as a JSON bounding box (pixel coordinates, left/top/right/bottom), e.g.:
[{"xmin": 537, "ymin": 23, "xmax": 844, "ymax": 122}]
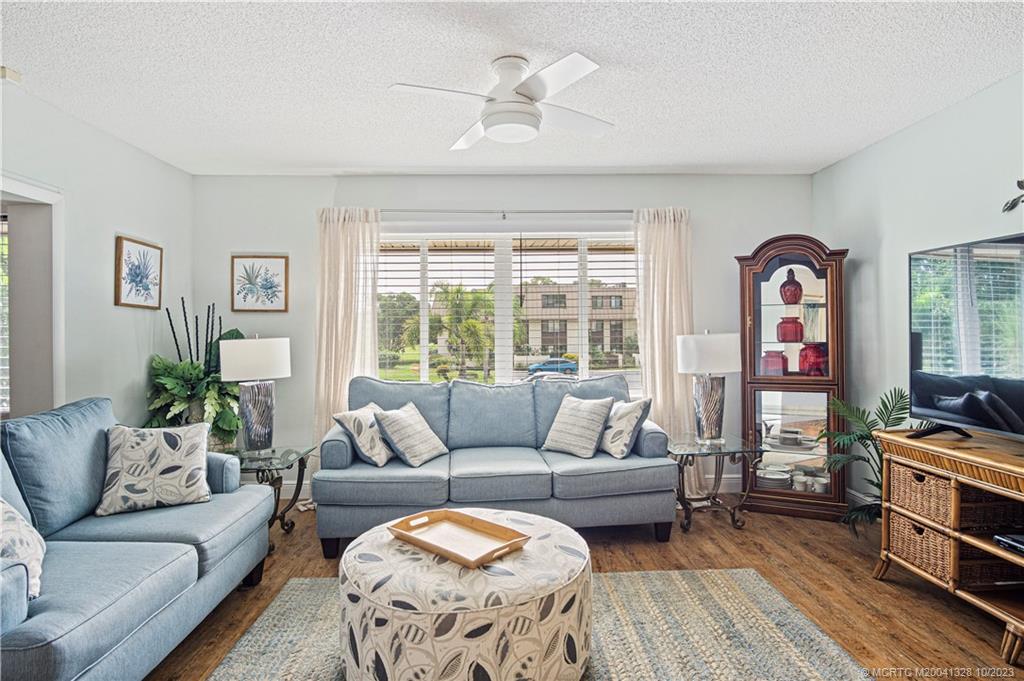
[
  {"xmin": 313, "ymin": 375, "xmax": 678, "ymax": 557},
  {"xmin": 0, "ymin": 398, "xmax": 274, "ymax": 681}
]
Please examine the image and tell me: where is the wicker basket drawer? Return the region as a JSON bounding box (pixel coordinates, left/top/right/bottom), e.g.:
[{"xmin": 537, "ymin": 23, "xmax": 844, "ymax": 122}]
[
  {"xmin": 890, "ymin": 462, "xmax": 952, "ymax": 526},
  {"xmin": 890, "ymin": 512, "xmax": 951, "ymax": 583}
]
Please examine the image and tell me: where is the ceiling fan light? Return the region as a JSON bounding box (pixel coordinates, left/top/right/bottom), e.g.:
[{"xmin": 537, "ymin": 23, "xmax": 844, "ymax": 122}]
[{"xmin": 483, "ymin": 111, "xmax": 540, "ymax": 144}]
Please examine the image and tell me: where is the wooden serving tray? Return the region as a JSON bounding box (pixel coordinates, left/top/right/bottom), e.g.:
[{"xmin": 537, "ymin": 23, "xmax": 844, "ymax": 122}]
[{"xmin": 387, "ymin": 509, "xmax": 531, "ymax": 569}]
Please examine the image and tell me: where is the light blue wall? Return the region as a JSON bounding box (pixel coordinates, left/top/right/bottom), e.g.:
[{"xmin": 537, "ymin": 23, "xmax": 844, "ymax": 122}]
[{"xmin": 811, "ymin": 72, "xmax": 1024, "ymax": 494}]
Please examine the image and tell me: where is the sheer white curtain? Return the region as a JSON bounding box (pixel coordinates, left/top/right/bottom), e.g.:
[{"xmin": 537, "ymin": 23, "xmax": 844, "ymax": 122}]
[
  {"xmin": 635, "ymin": 207, "xmax": 708, "ymax": 496},
  {"xmin": 313, "ymin": 207, "xmax": 380, "ymax": 440}
]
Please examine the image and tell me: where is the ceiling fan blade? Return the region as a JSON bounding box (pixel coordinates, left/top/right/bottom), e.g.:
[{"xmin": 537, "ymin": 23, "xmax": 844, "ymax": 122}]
[
  {"xmin": 390, "ymin": 83, "xmax": 493, "ymax": 104},
  {"xmin": 450, "ymin": 120, "xmax": 486, "ymax": 151},
  {"xmin": 515, "ymin": 52, "xmax": 599, "ymax": 102},
  {"xmin": 537, "ymin": 102, "xmax": 613, "ymax": 136}
]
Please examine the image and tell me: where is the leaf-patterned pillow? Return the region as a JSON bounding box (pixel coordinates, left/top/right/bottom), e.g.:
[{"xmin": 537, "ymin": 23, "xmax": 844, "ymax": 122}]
[
  {"xmin": 600, "ymin": 398, "xmax": 652, "ymax": 458},
  {"xmin": 1, "ymin": 499, "xmax": 46, "ymax": 599},
  {"xmin": 333, "ymin": 402, "xmax": 395, "ymax": 467},
  {"xmin": 95, "ymin": 423, "xmax": 212, "ymax": 516}
]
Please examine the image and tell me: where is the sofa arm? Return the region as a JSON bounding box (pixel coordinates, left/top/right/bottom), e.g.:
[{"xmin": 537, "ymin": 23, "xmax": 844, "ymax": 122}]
[
  {"xmin": 320, "ymin": 424, "xmax": 354, "ymax": 470},
  {"xmin": 633, "ymin": 420, "xmax": 669, "ymax": 458},
  {"xmin": 1, "ymin": 558, "xmax": 29, "ymax": 633},
  {"xmin": 206, "ymin": 452, "xmax": 241, "ymax": 493}
]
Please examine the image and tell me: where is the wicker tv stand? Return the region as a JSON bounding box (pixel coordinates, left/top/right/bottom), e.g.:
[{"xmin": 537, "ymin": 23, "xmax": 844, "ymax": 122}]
[{"xmin": 876, "ymin": 430, "xmax": 1024, "ymax": 665}]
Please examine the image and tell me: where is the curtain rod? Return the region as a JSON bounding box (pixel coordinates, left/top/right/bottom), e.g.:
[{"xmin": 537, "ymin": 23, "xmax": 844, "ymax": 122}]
[{"xmin": 378, "ymin": 209, "xmax": 634, "ymax": 216}]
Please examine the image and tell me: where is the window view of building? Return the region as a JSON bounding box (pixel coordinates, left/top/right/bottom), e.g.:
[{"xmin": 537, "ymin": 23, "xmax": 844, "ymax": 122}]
[{"xmin": 376, "ymin": 236, "xmax": 641, "ymax": 394}]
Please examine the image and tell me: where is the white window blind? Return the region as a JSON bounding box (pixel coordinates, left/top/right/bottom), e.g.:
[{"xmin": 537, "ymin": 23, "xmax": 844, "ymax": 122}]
[
  {"xmin": 911, "ymin": 244, "xmax": 1024, "ymax": 377},
  {"xmin": 376, "ymin": 234, "xmax": 641, "ymax": 395}
]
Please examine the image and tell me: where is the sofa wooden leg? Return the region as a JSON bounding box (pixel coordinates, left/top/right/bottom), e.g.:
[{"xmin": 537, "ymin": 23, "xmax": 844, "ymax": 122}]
[
  {"xmin": 240, "ymin": 559, "xmax": 265, "ymax": 588},
  {"xmin": 321, "ymin": 538, "xmax": 341, "ymax": 559},
  {"xmin": 654, "ymin": 522, "xmax": 672, "ymax": 542}
]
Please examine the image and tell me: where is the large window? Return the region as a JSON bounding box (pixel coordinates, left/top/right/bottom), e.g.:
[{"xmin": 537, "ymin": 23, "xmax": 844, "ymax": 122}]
[{"xmin": 376, "ymin": 235, "xmax": 641, "ymax": 393}]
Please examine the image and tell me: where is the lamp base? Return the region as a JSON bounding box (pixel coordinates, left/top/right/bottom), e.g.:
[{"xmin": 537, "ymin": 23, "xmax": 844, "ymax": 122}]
[
  {"xmin": 693, "ymin": 374, "xmax": 726, "ymax": 444},
  {"xmin": 239, "ymin": 380, "xmax": 275, "ymax": 451}
]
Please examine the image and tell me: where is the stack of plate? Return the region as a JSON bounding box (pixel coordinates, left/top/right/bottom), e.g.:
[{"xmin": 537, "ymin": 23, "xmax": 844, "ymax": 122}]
[{"xmin": 755, "ymin": 469, "xmax": 792, "ymax": 490}]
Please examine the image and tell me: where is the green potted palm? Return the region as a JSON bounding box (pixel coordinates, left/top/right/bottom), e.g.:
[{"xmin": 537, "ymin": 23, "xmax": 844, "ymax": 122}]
[
  {"xmin": 145, "ymin": 299, "xmax": 244, "ymax": 449},
  {"xmin": 819, "ymin": 387, "xmax": 914, "ymax": 535}
]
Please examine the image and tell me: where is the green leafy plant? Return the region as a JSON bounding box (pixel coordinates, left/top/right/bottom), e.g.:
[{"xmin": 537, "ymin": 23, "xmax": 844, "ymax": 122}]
[
  {"xmin": 145, "ymin": 355, "xmax": 241, "ymax": 446},
  {"xmin": 819, "ymin": 387, "xmax": 911, "ymax": 535},
  {"xmin": 146, "ymin": 299, "xmax": 244, "ymax": 447}
]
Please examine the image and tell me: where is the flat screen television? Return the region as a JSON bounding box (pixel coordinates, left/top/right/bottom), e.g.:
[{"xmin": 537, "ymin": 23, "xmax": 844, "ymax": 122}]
[{"xmin": 910, "ymin": 233, "xmax": 1024, "ymax": 440}]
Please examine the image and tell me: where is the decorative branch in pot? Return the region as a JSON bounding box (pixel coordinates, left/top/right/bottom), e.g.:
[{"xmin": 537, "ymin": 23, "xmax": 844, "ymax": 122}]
[
  {"xmin": 145, "ymin": 298, "xmax": 244, "ymax": 448},
  {"xmin": 818, "ymin": 387, "xmax": 914, "ymax": 536},
  {"xmin": 1003, "ymin": 179, "xmax": 1024, "ymax": 213}
]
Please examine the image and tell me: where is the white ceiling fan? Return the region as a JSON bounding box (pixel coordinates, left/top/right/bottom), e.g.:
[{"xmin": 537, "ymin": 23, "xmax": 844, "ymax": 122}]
[{"xmin": 390, "ymin": 52, "xmax": 613, "ymax": 151}]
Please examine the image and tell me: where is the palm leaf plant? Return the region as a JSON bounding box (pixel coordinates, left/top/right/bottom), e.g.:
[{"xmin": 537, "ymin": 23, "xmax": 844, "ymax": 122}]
[
  {"xmin": 145, "ymin": 299, "xmax": 244, "ymax": 447},
  {"xmin": 819, "ymin": 387, "xmax": 912, "ymax": 535}
]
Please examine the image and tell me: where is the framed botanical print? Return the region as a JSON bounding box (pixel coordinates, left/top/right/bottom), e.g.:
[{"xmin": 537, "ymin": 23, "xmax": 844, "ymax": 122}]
[
  {"xmin": 114, "ymin": 236, "xmax": 163, "ymax": 309},
  {"xmin": 231, "ymin": 255, "xmax": 289, "ymax": 312}
]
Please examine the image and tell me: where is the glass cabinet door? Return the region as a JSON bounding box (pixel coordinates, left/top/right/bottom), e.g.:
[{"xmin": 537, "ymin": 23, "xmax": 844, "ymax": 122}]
[
  {"xmin": 752, "ymin": 254, "xmax": 830, "ymax": 379},
  {"xmin": 752, "ymin": 389, "xmax": 833, "ymax": 496}
]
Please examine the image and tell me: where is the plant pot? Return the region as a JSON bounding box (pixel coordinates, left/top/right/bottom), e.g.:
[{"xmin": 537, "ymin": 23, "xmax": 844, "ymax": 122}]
[{"xmin": 776, "ymin": 316, "xmax": 804, "ymax": 343}]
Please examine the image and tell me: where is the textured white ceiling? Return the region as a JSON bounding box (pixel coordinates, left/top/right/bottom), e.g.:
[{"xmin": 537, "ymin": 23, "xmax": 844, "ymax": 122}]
[{"xmin": 3, "ymin": 2, "xmax": 1021, "ymax": 175}]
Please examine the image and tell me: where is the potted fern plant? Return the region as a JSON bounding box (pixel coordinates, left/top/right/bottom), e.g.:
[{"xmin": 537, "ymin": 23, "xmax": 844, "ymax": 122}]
[
  {"xmin": 145, "ymin": 299, "xmax": 244, "ymax": 449},
  {"xmin": 819, "ymin": 387, "xmax": 913, "ymax": 535}
]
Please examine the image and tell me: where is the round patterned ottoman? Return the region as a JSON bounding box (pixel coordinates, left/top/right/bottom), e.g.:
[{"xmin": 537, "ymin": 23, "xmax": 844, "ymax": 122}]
[{"xmin": 339, "ymin": 508, "xmax": 591, "ymax": 681}]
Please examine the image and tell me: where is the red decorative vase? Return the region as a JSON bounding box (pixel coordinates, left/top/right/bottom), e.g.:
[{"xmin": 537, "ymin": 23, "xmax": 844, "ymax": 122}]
[
  {"xmin": 777, "ymin": 316, "xmax": 804, "ymax": 343},
  {"xmin": 799, "ymin": 343, "xmax": 828, "ymax": 376},
  {"xmin": 760, "ymin": 350, "xmax": 788, "ymax": 376},
  {"xmin": 779, "ymin": 268, "xmax": 803, "ymax": 304}
]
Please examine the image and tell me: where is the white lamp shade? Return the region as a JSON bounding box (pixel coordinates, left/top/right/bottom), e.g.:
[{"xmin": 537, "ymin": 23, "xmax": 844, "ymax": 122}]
[
  {"xmin": 219, "ymin": 338, "xmax": 292, "ymax": 382},
  {"xmin": 676, "ymin": 333, "xmax": 741, "ymax": 374}
]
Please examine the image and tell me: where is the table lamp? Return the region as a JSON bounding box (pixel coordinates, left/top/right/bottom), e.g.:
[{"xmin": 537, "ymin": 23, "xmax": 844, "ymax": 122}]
[
  {"xmin": 676, "ymin": 331, "xmax": 741, "ymax": 443},
  {"xmin": 219, "ymin": 337, "xmax": 291, "ymax": 451}
]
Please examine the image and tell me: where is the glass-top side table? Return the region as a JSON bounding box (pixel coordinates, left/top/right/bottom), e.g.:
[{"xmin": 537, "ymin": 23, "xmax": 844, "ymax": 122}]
[
  {"xmin": 667, "ymin": 434, "xmax": 763, "ymax": 532},
  {"xmin": 228, "ymin": 444, "xmax": 316, "ymax": 537}
]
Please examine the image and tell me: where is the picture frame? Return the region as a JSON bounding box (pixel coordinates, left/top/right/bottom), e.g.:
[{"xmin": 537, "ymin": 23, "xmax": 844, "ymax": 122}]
[
  {"xmin": 114, "ymin": 236, "xmax": 163, "ymax": 309},
  {"xmin": 231, "ymin": 255, "xmax": 289, "ymax": 312}
]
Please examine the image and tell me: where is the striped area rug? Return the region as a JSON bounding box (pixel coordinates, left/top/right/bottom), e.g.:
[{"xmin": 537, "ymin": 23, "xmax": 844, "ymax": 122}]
[{"xmin": 210, "ymin": 570, "xmax": 869, "ymax": 681}]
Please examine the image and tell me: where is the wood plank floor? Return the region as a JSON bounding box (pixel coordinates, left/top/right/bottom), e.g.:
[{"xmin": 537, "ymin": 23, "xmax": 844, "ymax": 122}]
[{"xmin": 147, "ymin": 508, "xmax": 1011, "ymax": 680}]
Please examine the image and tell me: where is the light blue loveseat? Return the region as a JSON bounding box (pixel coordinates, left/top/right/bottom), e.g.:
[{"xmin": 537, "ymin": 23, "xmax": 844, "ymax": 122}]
[
  {"xmin": 0, "ymin": 398, "xmax": 274, "ymax": 681},
  {"xmin": 313, "ymin": 375, "xmax": 678, "ymax": 558}
]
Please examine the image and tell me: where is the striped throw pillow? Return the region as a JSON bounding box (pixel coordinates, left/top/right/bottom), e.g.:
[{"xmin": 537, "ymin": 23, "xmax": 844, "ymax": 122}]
[
  {"xmin": 375, "ymin": 402, "xmax": 449, "ymax": 467},
  {"xmin": 543, "ymin": 395, "xmax": 614, "ymax": 458}
]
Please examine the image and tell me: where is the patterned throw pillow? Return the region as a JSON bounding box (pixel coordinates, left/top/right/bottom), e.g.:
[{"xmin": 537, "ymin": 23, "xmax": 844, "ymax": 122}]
[
  {"xmin": 95, "ymin": 423, "xmax": 211, "ymax": 516},
  {"xmin": 543, "ymin": 395, "xmax": 615, "ymax": 458},
  {"xmin": 333, "ymin": 402, "xmax": 394, "ymax": 467},
  {"xmin": 0, "ymin": 499, "xmax": 46, "ymax": 599},
  {"xmin": 600, "ymin": 398, "xmax": 653, "ymax": 459},
  {"xmin": 375, "ymin": 402, "xmax": 449, "ymax": 467}
]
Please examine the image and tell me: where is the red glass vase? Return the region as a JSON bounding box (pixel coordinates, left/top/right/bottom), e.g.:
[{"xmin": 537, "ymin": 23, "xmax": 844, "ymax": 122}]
[
  {"xmin": 760, "ymin": 350, "xmax": 788, "ymax": 376},
  {"xmin": 779, "ymin": 268, "xmax": 803, "ymax": 304},
  {"xmin": 799, "ymin": 343, "xmax": 828, "ymax": 376},
  {"xmin": 776, "ymin": 316, "xmax": 804, "ymax": 343}
]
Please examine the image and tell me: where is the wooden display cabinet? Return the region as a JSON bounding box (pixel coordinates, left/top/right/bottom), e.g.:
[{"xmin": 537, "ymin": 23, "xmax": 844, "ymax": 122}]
[{"xmin": 736, "ymin": 235, "xmax": 848, "ymax": 519}]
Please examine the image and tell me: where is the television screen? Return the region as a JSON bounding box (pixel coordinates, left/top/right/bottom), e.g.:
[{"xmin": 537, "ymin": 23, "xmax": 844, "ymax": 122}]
[{"xmin": 910, "ymin": 233, "xmax": 1024, "ymax": 439}]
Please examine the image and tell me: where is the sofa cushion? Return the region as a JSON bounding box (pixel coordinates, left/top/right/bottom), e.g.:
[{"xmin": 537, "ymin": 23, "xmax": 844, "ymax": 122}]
[
  {"xmin": 540, "ymin": 449, "xmax": 677, "ymax": 499},
  {"xmin": 0, "ymin": 455, "xmax": 30, "ymax": 529},
  {"xmin": 376, "ymin": 402, "xmax": 449, "ymax": 467},
  {"xmin": 312, "ymin": 455, "xmax": 450, "ymax": 506},
  {"xmin": 334, "ymin": 402, "xmax": 394, "ymax": 467},
  {"xmin": 349, "ymin": 377, "xmax": 450, "ymax": 445},
  {"xmin": 449, "ymin": 447, "xmax": 552, "ymax": 502},
  {"xmin": 447, "ymin": 380, "xmax": 536, "ymax": 449},
  {"xmin": 47, "ymin": 485, "xmax": 272, "ymax": 577},
  {"xmin": 600, "ymin": 398, "xmax": 652, "ymax": 459},
  {"xmin": 96, "ymin": 423, "xmax": 212, "ymax": 516},
  {"xmin": 1, "ymin": 540, "xmax": 196, "ymax": 681},
  {"xmin": 0, "ymin": 500, "xmax": 45, "ymax": 599},
  {"xmin": 1, "ymin": 398, "xmax": 116, "ymax": 537},
  {"xmin": 534, "ymin": 375, "xmax": 630, "ymax": 447}
]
